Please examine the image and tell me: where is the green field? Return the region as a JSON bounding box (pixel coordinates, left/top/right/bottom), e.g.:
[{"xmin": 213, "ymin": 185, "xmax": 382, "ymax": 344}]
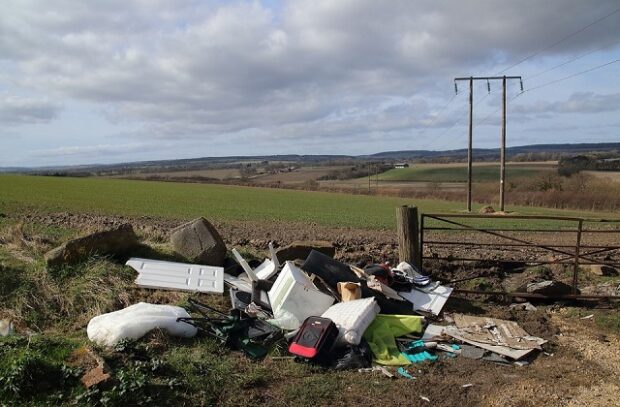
[
  {"xmin": 378, "ymin": 164, "xmax": 551, "ymax": 182},
  {"xmin": 0, "ymin": 175, "xmax": 616, "ymax": 230}
]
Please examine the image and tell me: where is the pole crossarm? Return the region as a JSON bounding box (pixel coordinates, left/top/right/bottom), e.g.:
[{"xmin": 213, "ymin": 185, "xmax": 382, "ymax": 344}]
[{"xmin": 455, "ymin": 76, "xmax": 522, "ymax": 81}]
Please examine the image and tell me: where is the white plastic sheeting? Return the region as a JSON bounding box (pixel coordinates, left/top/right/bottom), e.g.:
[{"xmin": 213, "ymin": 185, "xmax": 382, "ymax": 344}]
[
  {"xmin": 126, "ymin": 258, "xmax": 224, "ymax": 293},
  {"xmin": 321, "ymin": 297, "xmax": 380, "ymax": 345},
  {"xmin": 399, "ymin": 285, "xmax": 453, "ymax": 316},
  {"xmin": 87, "ymin": 302, "xmax": 197, "ymax": 347}
]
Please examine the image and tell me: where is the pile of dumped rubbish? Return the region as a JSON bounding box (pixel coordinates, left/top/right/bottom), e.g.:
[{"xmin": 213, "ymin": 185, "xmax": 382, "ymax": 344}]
[{"xmin": 85, "ymin": 217, "xmax": 547, "ymax": 380}]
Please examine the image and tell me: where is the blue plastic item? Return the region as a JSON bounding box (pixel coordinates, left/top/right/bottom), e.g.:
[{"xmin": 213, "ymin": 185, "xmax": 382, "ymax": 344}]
[
  {"xmin": 401, "ymin": 340, "xmax": 438, "ymax": 364},
  {"xmin": 397, "ymin": 367, "xmax": 415, "ymax": 380},
  {"xmin": 443, "ymin": 344, "xmax": 461, "ymax": 358}
]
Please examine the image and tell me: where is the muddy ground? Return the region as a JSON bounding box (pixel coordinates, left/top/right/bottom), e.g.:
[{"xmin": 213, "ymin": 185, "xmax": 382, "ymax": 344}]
[{"xmin": 7, "ymin": 211, "xmax": 620, "ymax": 406}]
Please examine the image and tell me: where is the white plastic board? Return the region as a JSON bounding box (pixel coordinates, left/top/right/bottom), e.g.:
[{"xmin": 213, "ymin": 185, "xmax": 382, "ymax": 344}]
[
  {"xmin": 398, "ymin": 285, "xmax": 453, "ymax": 316},
  {"xmin": 232, "ymin": 249, "xmax": 259, "ymax": 281},
  {"xmin": 254, "ymin": 259, "xmax": 277, "ymax": 280},
  {"xmin": 126, "ymin": 258, "xmax": 224, "ymax": 293}
]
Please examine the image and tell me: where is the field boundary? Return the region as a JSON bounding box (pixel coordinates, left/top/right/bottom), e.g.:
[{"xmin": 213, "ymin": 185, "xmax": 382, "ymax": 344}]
[{"xmin": 421, "ymin": 213, "xmax": 620, "ymax": 300}]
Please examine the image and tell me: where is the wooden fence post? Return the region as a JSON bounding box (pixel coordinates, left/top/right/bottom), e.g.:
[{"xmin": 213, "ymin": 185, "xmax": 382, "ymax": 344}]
[{"xmin": 396, "ymin": 205, "xmax": 420, "ymax": 267}]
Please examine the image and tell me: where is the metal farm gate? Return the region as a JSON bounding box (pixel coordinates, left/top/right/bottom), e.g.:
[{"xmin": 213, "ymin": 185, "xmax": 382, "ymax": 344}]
[{"xmin": 420, "ymin": 213, "xmax": 620, "ymax": 300}]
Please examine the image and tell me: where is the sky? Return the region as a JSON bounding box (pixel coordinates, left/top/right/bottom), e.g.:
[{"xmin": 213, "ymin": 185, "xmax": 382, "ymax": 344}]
[{"xmin": 1, "ymin": 0, "xmax": 619, "ymax": 167}]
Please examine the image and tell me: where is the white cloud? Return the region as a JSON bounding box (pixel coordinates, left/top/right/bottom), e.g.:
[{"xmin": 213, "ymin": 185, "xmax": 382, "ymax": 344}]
[
  {"xmin": 31, "ymin": 142, "xmax": 155, "ymax": 158},
  {"xmin": 1, "ymin": 0, "xmax": 620, "ymax": 164},
  {"xmin": 512, "ymin": 92, "xmax": 620, "ymax": 116},
  {"xmin": 0, "ymin": 95, "xmax": 61, "ymax": 125}
]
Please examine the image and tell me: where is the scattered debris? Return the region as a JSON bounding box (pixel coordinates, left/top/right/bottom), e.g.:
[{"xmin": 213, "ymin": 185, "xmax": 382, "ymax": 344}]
[
  {"xmin": 420, "ymin": 395, "xmax": 431, "ymax": 402},
  {"xmin": 268, "ymin": 261, "xmax": 334, "ymax": 329},
  {"xmin": 67, "ymin": 347, "xmax": 112, "ymax": 388},
  {"xmin": 363, "ymin": 314, "xmax": 425, "ymax": 365},
  {"xmin": 396, "ymin": 367, "xmax": 415, "ymax": 379},
  {"xmin": 275, "ymin": 240, "xmax": 335, "ymax": 263},
  {"xmin": 518, "ymin": 280, "xmax": 576, "ymax": 297},
  {"xmin": 232, "ymin": 248, "xmax": 260, "ymax": 281},
  {"xmin": 402, "ymin": 340, "xmax": 438, "ymax": 364},
  {"xmin": 366, "ymin": 276, "xmax": 404, "ymax": 301},
  {"xmin": 170, "ymin": 217, "xmax": 227, "ymax": 266},
  {"xmin": 445, "ymin": 314, "xmax": 546, "ymax": 360},
  {"xmin": 509, "ymin": 302, "xmax": 537, "ymax": 312},
  {"xmin": 580, "ymin": 314, "xmax": 594, "ymax": 320},
  {"xmin": 73, "ymin": 215, "xmax": 578, "ymax": 386},
  {"xmin": 337, "ymin": 282, "xmax": 362, "ymax": 302},
  {"xmin": 358, "ymin": 366, "xmax": 394, "ymax": 378},
  {"xmin": 180, "ymin": 298, "xmax": 280, "ymax": 359},
  {"xmin": 321, "ymin": 297, "xmax": 379, "ymax": 345},
  {"xmin": 585, "ymin": 264, "xmax": 619, "ymax": 277},
  {"xmin": 45, "ymin": 223, "xmax": 138, "ymax": 268},
  {"xmin": 289, "ymin": 317, "xmax": 338, "ymax": 361},
  {"xmin": 0, "ymin": 319, "xmax": 14, "ymax": 336},
  {"xmin": 398, "ymin": 285, "xmax": 453, "ymax": 315},
  {"xmin": 87, "ymin": 302, "xmax": 198, "ymax": 346},
  {"xmin": 126, "ymin": 257, "xmax": 224, "ymax": 293}
]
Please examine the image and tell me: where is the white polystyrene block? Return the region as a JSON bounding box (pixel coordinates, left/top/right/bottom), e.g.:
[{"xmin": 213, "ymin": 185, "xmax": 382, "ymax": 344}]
[
  {"xmin": 321, "ymin": 297, "xmax": 380, "ymax": 345},
  {"xmin": 87, "ymin": 302, "xmax": 197, "ymax": 347}
]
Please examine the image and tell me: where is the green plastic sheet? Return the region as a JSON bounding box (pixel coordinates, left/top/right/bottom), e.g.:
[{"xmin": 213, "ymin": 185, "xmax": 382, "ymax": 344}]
[{"xmin": 363, "ymin": 314, "xmax": 425, "ymax": 365}]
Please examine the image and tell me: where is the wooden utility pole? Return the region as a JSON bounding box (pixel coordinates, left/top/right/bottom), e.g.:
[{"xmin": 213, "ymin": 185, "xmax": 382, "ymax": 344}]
[
  {"xmin": 500, "ymin": 75, "xmax": 507, "ymax": 211},
  {"xmin": 454, "ymin": 75, "xmax": 522, "ymax": 212},
  {"xmin": 467, "ymin": 77, "xmax": 473, "ymax": 212},
  {"xmin": 396, "ymin": 205, "xmax": 420, "ymax": 267}
]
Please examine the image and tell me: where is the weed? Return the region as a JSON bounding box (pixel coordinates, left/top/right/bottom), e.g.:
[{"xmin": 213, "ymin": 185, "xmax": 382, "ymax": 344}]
[
  {"xmin": 565, "ymin": 308, "xmax": 620, "ymax": 335},
  {"xmin": 0, "ymin": 336, "xmax": 80, "ymax": 403}
]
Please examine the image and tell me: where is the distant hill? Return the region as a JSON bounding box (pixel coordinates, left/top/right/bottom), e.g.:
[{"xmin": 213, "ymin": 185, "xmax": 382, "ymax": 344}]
[
  {"xmin": 366, "ymin": 142, "xmax": 620, "ymax": 160},
  {"xmin": 2, "ymin": 142, "xmax": 619, "ymax": 175}
]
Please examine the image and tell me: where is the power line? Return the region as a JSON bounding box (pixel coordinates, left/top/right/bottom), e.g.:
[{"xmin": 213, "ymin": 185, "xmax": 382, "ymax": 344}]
[
  {"xmin": 475, "ymin": 91, "xmax": 523, "ymax": 128},
  {"xmin": 429, "ymin": 87, "xmax": 501, "ymax": 153},
  {"xmin": 472, "ymin": 55, "xmax": 620, "ymax": 125},
  {"xmin": 524, "ymin": 57, "xmax": 620, "ymax": 92},
  {"xmin": 422, "ymin": 92, "xmax": 460, "ymax": 130},
  {"xmin": 527, "ymin": 41, "xmax": 619, "ymax": 80},
  {"xmin": 497, "ymin": 5, "xmax": 620, "ymax": 74}
]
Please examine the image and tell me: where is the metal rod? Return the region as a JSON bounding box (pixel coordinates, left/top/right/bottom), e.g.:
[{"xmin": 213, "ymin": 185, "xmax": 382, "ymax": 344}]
[
  {"xmin": 424, "ymin": 213, "xmax": 584, "ymax": 221},
  {"xmin": 424, "ymin": 227, "xmax": 620, "ymax": 233},
  {"xmin": 553, "ymin": 247, "xmax": 620, "ymax": 263},
  {"xmin": 573, "ymin": 219, "xmax": 583, "ymax": 295},
  {"xmin": 429, "ymin": 216, "xmax": 612, "ymax": 265},
  {"xmin": 421, "ymin": 256, "xmax": 620, "ymax": 266},
  {"xmin": 452, "ymin": 289, "xmax": 620, "ymax": 300},
  {"xmin": 423, "ymin": 241, "xmax": 619, "ymax": 249},
  {"xmin": 420, "ymin": 214, "xmax": 425, "ymax": 267}
]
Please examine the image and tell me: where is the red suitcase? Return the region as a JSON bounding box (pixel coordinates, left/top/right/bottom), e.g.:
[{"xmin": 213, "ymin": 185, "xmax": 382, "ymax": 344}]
[{"xmin": 289, "ymin": 316, "xmax": 339, "ymax": 359}]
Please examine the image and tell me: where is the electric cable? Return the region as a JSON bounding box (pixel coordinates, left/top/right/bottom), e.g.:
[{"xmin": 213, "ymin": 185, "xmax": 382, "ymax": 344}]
[{"xmin": 497, "ymin": 5, "xmax": 620, "ymax": 74}]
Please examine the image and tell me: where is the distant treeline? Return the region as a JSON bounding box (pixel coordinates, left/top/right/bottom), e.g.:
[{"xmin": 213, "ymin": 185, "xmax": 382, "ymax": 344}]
[
  {"xmin": 318, "ymin": 163, "xmax": 392, "ymax": 180},
  {"xmin": 558, "ymin": 155, "xmax": 620, "ymax": 176}
]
